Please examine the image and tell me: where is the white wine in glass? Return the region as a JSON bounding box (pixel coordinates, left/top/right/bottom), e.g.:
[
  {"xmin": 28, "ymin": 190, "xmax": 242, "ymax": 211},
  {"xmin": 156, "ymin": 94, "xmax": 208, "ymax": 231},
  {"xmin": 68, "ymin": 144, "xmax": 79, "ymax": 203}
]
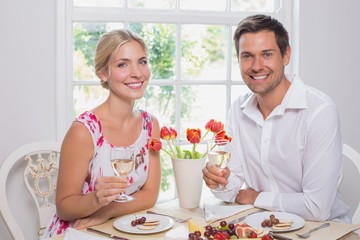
[
  {"xmin": 207, "ymin": 139, "xmax": 231, "ymax": 192},
  {"xmin": 110, "ymin": 146, "xmax": 135, "ymax": 202}
]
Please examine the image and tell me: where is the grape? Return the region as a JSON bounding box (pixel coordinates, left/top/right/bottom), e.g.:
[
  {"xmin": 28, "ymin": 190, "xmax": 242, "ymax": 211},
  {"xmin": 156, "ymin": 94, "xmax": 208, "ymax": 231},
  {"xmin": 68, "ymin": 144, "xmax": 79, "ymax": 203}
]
[
  {"xmin": 130, "ymin": 216, "xmax": 147, "ymax": 227},
  {"xmin": 187, "ymin": 221, "xmax": 238, "ymax": 240},
  {"xmin": 228, "ymin": 223, "xmax": 235, "ymax": 230},
  {"xmin": 220, "ymin": 220, "xmax": 227, "ymax": 227}
]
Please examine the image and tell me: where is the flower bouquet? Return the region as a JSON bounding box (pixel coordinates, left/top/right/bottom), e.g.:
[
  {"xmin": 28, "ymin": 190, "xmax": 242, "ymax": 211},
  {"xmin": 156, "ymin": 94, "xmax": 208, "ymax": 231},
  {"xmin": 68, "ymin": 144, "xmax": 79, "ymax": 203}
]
[
  {"xmin": 150, "ymin": 119, "xmax": 232, "ymax": 159},
  {"xmin": 149, "ymin": 119, "xmax": 232, "ymax": 208}
]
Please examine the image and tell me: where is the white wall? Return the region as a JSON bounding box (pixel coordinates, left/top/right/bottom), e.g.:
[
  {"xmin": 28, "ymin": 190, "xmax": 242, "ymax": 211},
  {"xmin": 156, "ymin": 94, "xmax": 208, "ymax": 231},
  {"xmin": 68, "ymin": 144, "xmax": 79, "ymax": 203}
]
[
  {"xmin": 298, "ymin": 0, "xmax": 360, "ymax": 150},
  {"xmin": 0, "ymin": 0, "xmax": 57, "ymax": 239},
  {"xmin": 0, "ymin": 0, "xmax": 359, "ymax": 238}
]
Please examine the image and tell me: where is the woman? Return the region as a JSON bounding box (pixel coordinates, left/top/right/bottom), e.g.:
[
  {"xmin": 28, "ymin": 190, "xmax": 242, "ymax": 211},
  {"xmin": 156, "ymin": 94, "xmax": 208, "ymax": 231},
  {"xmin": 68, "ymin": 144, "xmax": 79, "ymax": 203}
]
[{"xmin": 45, "ymin": 29, "xmax": 161, "ymax": 237}]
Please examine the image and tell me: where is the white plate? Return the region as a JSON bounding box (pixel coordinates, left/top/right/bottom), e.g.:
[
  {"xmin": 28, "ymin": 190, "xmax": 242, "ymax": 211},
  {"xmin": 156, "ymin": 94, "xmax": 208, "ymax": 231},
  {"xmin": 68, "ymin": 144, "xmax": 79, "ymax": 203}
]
[
  {"xmin": 245, "ymin": 211, "xmax": 305, "ymax": 232},
  {"xmin": 113, "ymin": 213, "xmax": 174, "ymax": 235}
]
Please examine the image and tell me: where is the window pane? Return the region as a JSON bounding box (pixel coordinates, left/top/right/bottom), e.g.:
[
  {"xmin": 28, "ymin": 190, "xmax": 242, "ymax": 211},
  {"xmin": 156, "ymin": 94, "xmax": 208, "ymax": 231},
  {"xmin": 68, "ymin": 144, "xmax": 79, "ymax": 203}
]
[
  {"xmin": 181, "ymin": 25, "xmax": 227, "ymax": 81},
  {"xmin": 73, "ymin": 85, "xmax": 108, "ymax": 118},
  {"xmin": 129, "ymin": 23, "xmax": 177, "ymax": 81},
  {"xmin": 128, "ymin": 0, "xmax": 175, "ymax": 9},
  {"xmin": 180, "ymin": 0, "xmax": 226, "ymax": 11},
  {"xmin": 73, "ymin": 22, "xmax": 124, "ymax": 81},
  {"xmin": 74, "ymin": 0, "xmax": 123, "ymax": 7},
  {"xmin": 231, "ymin": 0, "xmax": 275, "ymax": 12},
  {"xmin": 180, "ymin": 85, "xmax": 226, "ymax": 139},
  {"xmin": 231, "ymin": 25, "xmax": 242, "ymax": 81},
  {"xmin": 231, "ymin": 85, "xmax": 251, "ymax": 103},
  {"xmin": 135, "ymin": 84, "xmax": 176, "ymax": 201},
  {"xmin": 134, "ymin": 85, "xmax": 176, "ymax": 127}
]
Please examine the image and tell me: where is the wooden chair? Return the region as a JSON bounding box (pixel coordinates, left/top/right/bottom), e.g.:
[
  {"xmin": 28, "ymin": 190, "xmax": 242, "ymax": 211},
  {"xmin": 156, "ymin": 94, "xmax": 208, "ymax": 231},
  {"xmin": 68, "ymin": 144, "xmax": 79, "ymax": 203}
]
[
  {"xmin": 339, "ymin": 143, "xmax": 360, "ymax": 224},
  {"xmin": 0, "ymin": 141, "xmax": 60, "ymax": 240}
]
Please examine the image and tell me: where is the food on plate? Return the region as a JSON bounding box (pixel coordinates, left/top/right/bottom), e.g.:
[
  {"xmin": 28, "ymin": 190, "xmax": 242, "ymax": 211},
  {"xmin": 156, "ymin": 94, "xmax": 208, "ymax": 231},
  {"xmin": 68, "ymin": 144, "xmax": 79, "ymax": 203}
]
[
  {"xmin": 137, "ymin": 224, "xmax": 157, "ymax": 230},
  {"xmin": 131, "ymin": 216, "xmax": 147, "ymax": 226},
  {"xmin": 187, "ymin": 220, "xmax": 274, "ymax": 240},
  {"xmin": 130, "ymin": 216, "xmax": 160, "ymax": 230},
  {"xmin": 261, "ymin": 214, "xmax": 293, "ymax": 230},
  {"xmin": 142, "ymin": 220, "xmax": 160, "ymax": 226}
]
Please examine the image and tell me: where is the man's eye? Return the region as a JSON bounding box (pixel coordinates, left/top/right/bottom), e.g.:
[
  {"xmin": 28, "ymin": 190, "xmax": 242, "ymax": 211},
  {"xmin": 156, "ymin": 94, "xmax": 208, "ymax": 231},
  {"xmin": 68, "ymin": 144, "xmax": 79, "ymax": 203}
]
[
  {"xmin": 241, "ymin": 54, "xmax": 252, "ymax": 60},
  {"xmin": 264, "ymin": 52, "xmax": 272, "ymax": 58}
]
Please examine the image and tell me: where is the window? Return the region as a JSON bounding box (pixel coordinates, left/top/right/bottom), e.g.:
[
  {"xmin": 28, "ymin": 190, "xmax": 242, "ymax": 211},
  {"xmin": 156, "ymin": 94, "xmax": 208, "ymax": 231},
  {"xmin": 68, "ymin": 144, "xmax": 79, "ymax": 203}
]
[{"xmin": 56, "ymin": 0, "xmax": 294, "ymax": 201}]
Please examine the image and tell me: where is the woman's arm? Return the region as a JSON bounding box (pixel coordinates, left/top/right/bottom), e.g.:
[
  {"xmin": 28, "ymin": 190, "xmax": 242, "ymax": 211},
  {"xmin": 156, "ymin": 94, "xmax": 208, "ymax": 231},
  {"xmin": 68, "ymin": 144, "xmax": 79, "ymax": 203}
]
[
  {"xmin": 56, "ymin": 122, "xmax": 125, "ymax": 220},
  {"xmin": 72, "ymin": 116, "xmax": 161, "ymax": 229}
]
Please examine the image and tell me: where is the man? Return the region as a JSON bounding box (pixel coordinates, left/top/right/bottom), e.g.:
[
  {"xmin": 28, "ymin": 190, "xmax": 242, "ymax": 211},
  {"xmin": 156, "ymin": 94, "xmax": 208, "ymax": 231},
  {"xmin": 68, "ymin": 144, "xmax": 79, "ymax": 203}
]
[{"xmin": 202, "ymin": 14, "xmax": 350, "ymax": 222}]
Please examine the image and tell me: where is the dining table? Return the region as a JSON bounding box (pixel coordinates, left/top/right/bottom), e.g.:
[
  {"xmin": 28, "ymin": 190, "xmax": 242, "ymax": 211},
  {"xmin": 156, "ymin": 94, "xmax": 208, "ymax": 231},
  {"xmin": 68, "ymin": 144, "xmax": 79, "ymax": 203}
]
[{"xmin": 53, "ymin": 189, "xmax": 360, "ymax": 240}]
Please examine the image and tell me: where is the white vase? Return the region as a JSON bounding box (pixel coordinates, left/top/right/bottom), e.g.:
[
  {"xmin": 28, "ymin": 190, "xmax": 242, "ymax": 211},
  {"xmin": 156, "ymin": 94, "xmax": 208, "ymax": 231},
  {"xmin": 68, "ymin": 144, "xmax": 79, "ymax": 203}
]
[{"xmin": 171, "ymin": 157, "xmax": 206, "ymax": 209}]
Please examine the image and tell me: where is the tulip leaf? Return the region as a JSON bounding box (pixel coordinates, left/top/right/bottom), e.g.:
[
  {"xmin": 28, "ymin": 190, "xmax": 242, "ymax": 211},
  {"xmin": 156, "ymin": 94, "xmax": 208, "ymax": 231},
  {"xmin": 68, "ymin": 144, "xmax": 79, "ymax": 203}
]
[{"xmin": 183, "ymin": 150, "xmax": 192, "ymax": 159}]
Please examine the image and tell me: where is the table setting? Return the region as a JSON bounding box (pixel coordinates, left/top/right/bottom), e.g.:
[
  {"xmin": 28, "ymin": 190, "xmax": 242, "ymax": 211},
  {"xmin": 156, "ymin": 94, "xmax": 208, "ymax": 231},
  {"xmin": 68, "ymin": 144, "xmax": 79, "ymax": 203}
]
[{"xmin": 53, "ymin": 192, "xmax": 360, "ymax": 240}]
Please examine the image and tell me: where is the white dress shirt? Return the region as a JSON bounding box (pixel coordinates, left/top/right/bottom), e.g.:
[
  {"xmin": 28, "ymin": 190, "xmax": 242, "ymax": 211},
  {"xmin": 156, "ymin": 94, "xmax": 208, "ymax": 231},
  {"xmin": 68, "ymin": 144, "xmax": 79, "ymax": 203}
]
[{"xmin": 213, "ymin": 75, "xmax": 350, "ymax": 223}]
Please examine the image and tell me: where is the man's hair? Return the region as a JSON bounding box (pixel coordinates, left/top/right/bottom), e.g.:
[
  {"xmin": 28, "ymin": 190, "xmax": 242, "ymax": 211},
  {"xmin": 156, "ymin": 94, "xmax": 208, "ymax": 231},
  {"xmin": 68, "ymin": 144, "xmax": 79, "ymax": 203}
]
[{"xmin": 233, "ymin": 14, "xmax": 289, "ymax": 59}]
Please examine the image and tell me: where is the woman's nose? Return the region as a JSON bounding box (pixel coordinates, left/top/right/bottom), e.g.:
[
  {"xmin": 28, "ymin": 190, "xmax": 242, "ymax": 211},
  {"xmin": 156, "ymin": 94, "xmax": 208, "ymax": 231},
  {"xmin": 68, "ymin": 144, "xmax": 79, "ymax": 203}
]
[{"xmin": 130, "ymin": 64, "xmax": 143, "ymax": 78}]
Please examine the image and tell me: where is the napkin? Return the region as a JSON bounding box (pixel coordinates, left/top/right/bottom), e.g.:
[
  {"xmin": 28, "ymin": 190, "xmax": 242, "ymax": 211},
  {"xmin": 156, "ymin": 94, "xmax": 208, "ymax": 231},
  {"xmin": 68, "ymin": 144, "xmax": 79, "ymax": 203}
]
[
  {"xmin": 204, "ymin": 203, "xmax": 254, "ymax": 222},
  {"xmin": 164, "ymin": 225, "xmax": 189, "ymax": 240},
  {"xmin": 63, "ymin": 228, "xmax": 110, "ymax": 240}
]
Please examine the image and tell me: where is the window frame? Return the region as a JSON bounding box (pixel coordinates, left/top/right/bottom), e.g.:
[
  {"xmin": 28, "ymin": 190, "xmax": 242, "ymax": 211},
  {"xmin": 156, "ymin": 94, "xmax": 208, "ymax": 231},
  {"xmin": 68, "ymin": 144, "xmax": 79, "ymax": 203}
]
[{"xmin": 56, "ymin": 0, "xmax": 296, "ymax": 140}]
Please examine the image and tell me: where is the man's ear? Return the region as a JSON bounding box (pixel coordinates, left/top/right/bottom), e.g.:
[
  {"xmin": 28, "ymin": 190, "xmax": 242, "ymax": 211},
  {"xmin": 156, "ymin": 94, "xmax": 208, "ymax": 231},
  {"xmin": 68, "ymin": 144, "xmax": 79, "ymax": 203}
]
[{"xmin": 283, "ymin": 46, "xmax": 291, "ymax": 66}]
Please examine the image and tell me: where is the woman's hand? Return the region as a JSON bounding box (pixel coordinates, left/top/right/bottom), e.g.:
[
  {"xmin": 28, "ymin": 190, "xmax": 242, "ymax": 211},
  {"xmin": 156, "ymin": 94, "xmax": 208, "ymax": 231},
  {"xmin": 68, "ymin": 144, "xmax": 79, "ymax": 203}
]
[
  {"xmin": 94, "ymin": 176, "xmax": 128, "ymax": 207},
  {"xmin": 72, "ymin": 210, "xmax": 110, "ymax": 230}
]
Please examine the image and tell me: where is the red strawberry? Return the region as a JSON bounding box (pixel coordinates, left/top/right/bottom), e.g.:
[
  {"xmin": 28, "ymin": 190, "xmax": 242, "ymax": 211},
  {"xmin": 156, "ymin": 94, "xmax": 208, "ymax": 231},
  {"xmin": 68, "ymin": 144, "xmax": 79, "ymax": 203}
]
[
  {"xmin": 247, "ymin": 230, "xmax": 258, "ymax": 238},
  {"xmin": 213, "ymin": 232, "xmax": 227, "ymax": 240},
  {"xmin": 262, "ymin": 234, "xmax": 274, "ymax": 240}
]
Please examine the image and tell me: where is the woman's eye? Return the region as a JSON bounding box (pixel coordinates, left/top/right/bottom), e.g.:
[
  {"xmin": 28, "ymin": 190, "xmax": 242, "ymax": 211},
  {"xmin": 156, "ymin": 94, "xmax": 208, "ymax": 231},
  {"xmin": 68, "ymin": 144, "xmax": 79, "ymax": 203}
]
[
  {"xmin": 117, "ymin": 63, "xmax": 127, "ymax": 67},
  {"xmin": 139, "ymin": 60, "xmax": 148, "ymax": 65}
]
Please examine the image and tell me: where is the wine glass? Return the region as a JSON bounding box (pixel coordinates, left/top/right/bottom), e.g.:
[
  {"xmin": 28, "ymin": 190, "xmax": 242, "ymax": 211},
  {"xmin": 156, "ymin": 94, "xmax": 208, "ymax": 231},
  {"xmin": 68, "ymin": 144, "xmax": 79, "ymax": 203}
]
[
  {"xmin": 110, "ymin": 146, "xmax": 135, "ymax": 202},
  {"xmin": 207, "ymin": 139, "xmax": 231, "ymax": 192}
]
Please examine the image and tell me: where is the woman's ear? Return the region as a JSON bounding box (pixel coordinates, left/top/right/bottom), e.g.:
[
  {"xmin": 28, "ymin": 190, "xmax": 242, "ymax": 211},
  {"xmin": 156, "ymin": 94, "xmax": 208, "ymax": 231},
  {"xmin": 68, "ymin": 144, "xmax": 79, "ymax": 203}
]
[{"xmin": 97, "ymin": 69, "xmax": 108, "ymax": 82}]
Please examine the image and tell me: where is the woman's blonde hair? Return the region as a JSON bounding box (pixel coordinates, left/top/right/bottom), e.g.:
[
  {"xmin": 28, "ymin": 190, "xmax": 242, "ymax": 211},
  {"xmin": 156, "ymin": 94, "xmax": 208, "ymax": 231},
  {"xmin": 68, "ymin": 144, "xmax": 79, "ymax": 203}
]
[{"xmin": 95, "ymin": 29, "xmax": 149, "ymax": 89}]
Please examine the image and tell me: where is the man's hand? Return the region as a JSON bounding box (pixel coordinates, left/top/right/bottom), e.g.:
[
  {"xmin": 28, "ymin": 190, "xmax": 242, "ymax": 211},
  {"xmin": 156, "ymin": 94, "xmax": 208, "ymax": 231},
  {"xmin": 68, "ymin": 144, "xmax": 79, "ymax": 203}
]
[
  {"xmin": 202, "ymin": 162, "xmax": 230, "ymax": 190},
  {"xmin": 235, "ymin": 187, "xmax": 260, "ymax": 205}
]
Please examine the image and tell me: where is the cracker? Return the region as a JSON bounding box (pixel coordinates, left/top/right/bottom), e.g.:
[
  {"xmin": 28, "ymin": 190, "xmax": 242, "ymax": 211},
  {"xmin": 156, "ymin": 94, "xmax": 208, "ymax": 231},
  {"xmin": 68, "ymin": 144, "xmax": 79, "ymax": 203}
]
[
  {"xmin": 279, "ymin": 219, "xmax": 293, "ymax": 224},
  {"xmin": 272, "ymin": 225, "xmax": 291, "ymax": 230},
  {"xmin": 137, "ymin": 225, "xmax": 157, "ymax": 230},
  {"xmin": 143, "ymin": 220, "xmax": 160, "ymax": 226}
]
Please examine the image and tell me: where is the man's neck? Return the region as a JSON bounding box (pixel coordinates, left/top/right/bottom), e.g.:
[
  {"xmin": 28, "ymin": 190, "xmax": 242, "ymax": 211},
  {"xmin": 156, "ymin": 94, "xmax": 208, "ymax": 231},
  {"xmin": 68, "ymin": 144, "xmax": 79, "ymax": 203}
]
[{"xmin": 256, "ymin": 78, "xmax": 291, "ymax": 120}]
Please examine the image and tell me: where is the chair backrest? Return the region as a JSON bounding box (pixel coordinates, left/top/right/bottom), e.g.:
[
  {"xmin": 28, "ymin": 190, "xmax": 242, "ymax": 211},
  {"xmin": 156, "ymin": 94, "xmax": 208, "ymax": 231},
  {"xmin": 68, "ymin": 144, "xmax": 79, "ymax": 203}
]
[
  {"xmin": 339, "ymin": 143, "xmax": 360, "ymax": 224},
  {"xmin": 0, "ymin": 141, "xmax": 61, "ymax": 240}
]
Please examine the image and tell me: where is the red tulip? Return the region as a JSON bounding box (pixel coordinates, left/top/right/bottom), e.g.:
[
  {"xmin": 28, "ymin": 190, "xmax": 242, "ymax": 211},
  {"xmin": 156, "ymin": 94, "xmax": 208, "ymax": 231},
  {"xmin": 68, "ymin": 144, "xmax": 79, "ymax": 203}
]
[
  {"xmin": 215, "ymin": 130, "xmax": 232, "ymax": 143},
  {"xmin": 186, "ymin": 128, "xmax": 201, "ymax": 144},
  {"xmin": 205, "ymin": 119, "xmax": 224, "ymax": 133},
  {"xmin": 149, "ymin": 138, "xmax": 162, "ymax": 151},
  {"xmin": 160, "ymin": 126, "xmax": 172, "ymax": 140},
  {"xmin": 169, "ymin": 127, "xmax": 177, "ymax": 139}
]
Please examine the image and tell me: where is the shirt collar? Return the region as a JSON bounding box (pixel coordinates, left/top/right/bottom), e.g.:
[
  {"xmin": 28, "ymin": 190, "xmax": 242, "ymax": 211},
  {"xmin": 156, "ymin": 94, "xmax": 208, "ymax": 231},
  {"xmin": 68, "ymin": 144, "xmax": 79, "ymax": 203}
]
[{"xmin": 240, "ymin": 75, "xmax": 308, "ymax": 117}]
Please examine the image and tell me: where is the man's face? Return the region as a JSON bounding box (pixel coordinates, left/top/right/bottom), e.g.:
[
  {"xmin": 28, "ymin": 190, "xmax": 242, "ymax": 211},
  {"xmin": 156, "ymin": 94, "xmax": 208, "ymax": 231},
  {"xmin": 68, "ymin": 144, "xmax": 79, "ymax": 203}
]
[{"xmin": 237, "ymin": 30, "xmax": 290, "ymax": 96}]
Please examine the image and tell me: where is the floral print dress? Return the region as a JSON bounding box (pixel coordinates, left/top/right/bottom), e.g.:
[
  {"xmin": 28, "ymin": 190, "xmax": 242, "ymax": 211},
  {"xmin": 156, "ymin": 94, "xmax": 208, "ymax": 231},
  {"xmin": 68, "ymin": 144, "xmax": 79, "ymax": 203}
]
[{"xmin": 44, "ymin": 110, "xmax": 153, "ymax": 237}]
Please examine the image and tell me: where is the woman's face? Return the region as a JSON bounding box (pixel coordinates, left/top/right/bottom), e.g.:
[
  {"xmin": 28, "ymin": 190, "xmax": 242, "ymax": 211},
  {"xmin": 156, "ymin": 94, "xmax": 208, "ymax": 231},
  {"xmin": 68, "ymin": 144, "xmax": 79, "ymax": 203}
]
[{"xmin": 107, "ymin": 40, "xmax": 151, "ymax": 100}]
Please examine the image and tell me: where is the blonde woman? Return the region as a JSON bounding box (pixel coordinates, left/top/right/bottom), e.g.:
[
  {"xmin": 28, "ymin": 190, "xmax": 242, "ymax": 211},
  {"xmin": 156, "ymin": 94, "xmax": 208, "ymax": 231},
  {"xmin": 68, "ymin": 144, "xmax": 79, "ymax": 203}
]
[{"xmin": 45, "ymin": 29, "xmax": 161, "ymax": 237}]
